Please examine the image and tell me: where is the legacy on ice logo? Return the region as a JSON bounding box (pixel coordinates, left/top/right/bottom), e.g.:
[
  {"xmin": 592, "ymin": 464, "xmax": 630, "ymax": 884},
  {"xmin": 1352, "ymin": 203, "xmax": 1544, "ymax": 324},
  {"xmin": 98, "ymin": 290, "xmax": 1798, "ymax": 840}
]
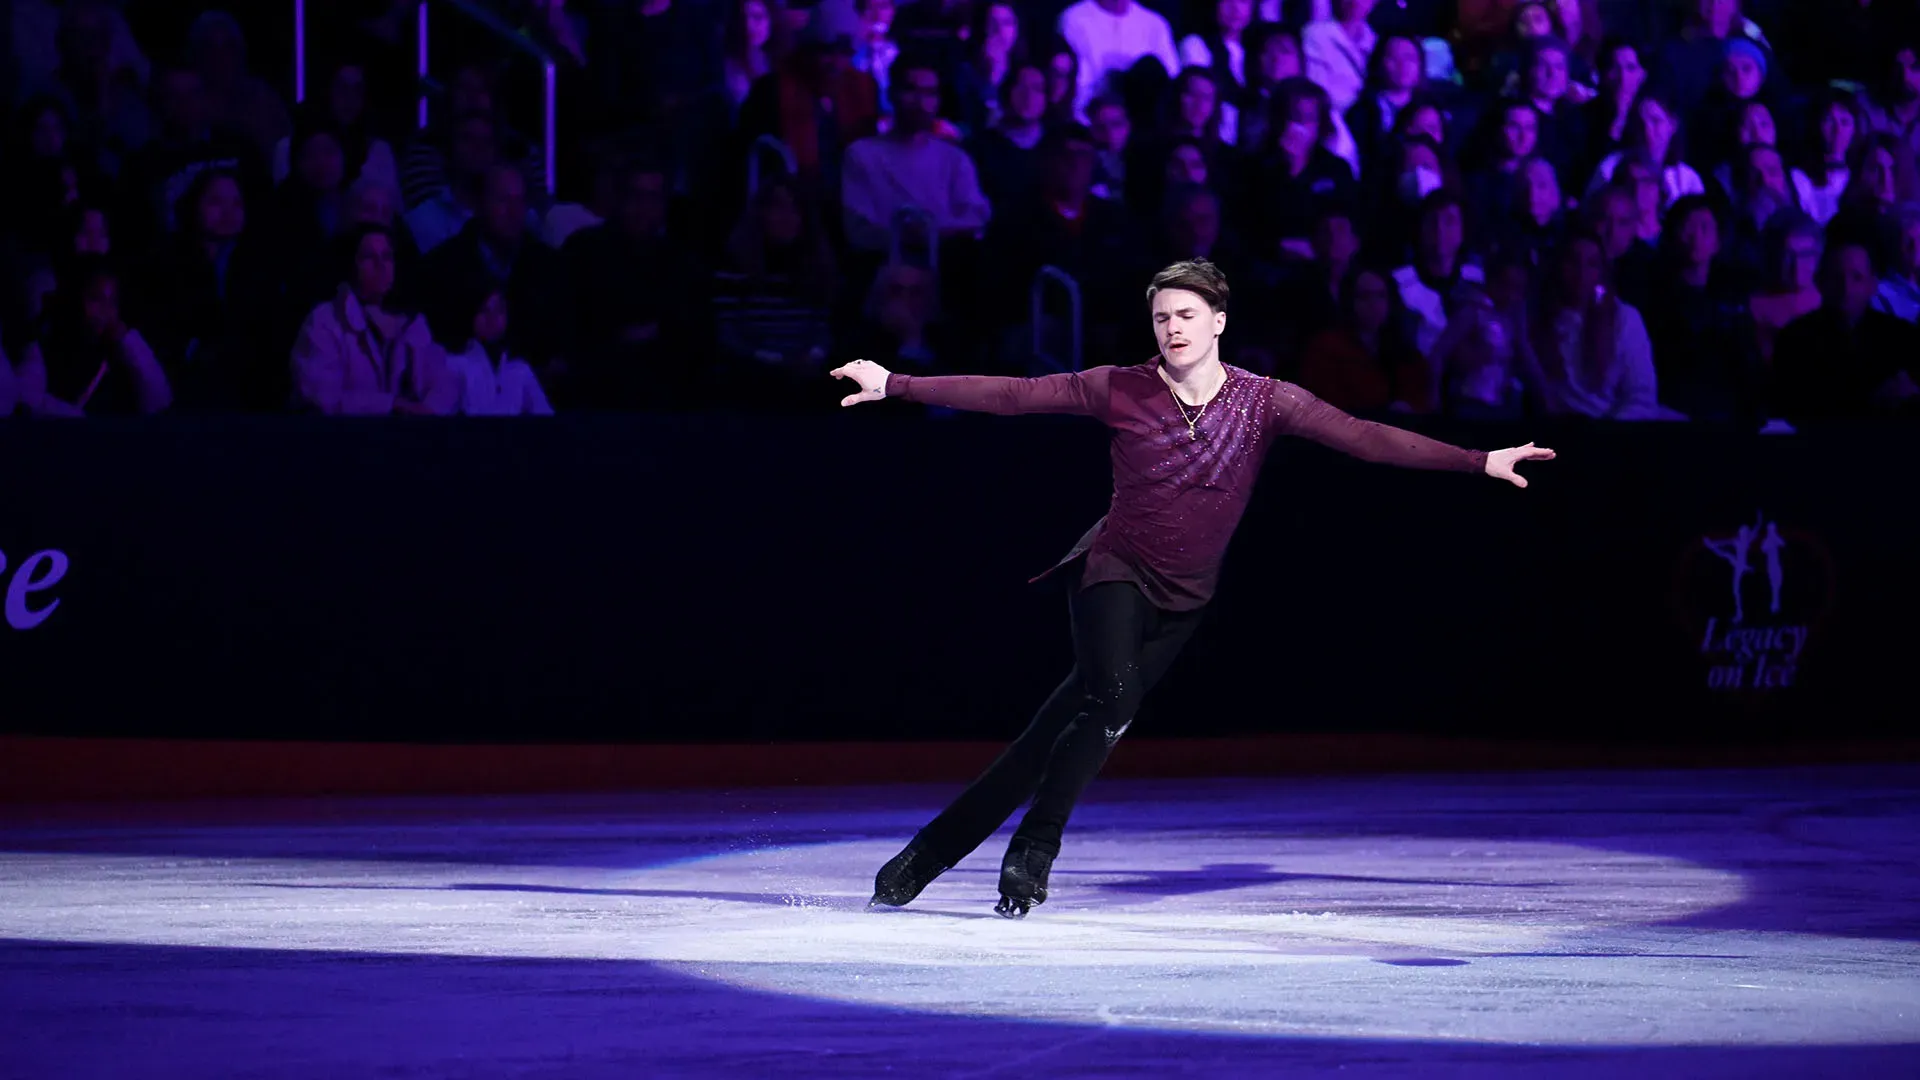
[
  {"xmin": 0, "ymin": 548, "xmax": 68, "ymax": 630},
  {"xmin": 1676, "ymin": 514, "xmax": 1834, "ymax": 691}
]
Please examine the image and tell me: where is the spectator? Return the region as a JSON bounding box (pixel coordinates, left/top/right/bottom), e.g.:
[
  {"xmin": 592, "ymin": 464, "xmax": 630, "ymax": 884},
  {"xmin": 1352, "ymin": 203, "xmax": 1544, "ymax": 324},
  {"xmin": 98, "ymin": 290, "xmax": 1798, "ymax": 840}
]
[
  {"xmin": 1365, "ymin": 132, "xmax": 1454, "ymax": 263},
  {"xmin": 17, "ymin": 200, "xmax": 112, "ymax": 329},
  {"xmin": 1302, "ymin": 0, "xmax": 1376, "ymax": 117},
  {"xmin": 1179, "ymin": 0, "xmax": 1257, "ymax": 143},
  {"xmin": 1297, "ymin": 263, "xmax": 1428, "ymax": 412},
  {"xmin": 1860, "ymin": 40, "xmax": 1920, "ymax": 201},
  {"xmin": 7, "ymin": 96, "xmax": 107, "ymax": 246},
  {"xmin": 967, "ymin": 62, "xmax": 1051, "ymax": 211},
  {"xmin": 1657, "ymin": 0, "xmax": 1770, "ymax": 118},
  {"xmin": 1057, "ymin": 0, "xmax": 1179, "ymax": 117},
  {"xmin": 723, "ymin": 0, "xmax": 788, "ymax": 116},
  {"xmin": 1429, "ymin": 257, "xmax": 1549, "ymax": 419},
  {"xmin": 712, "ymin": 176, "xmax": 837, "ymax": 397},
  {"xmin": 1829, "ymin": 133, "xmax": 1911, "ymax": 239},
  {"xmin": 1692, "ymin": 36, "xmax": 1773, "ymax": 176},
  {"xmin": 1514, "ymin": 35, "xmax": 1588, "ymax": 176},
  {"xmin": 263, "ymin": 113, "xmax": 353, "ymax": 259},
  {"xmin": 398, "ymin": 65, "xmax": 547, "ymax": 210},
  {"xmin": 1586, "ymin": 93, "xmax": 1706, "ymax": 213},
  {"xmin": 1255, "ymin": 77, "xmax": 1358, "ymax": 257},
  {"xmin": 1577, "ymin": 38, "xmax": 1646, "ymax": 181},
  {"xmin": 1613, "ymin": 151, "xmax": 1669, "ymax": 245},
  {"xmin": 135, "ymin": 169, "xmax": 282, "ymax": 410},
  {"xmin": 115, "ymin": 63, "xmax": 266, "ymax": 253},
  {"xmin": 16, "ymin": 257, "xmax": 172, "ymax": 416},
  {"xmin": 1722, "ymin": 140, "xmax": 1798, "ymax": 274},
  {"xmin": 271, "ymin": 61, "xmax": 399, "ymax": 197},
  {"xmin": 1267, "ymin": 202, "xmax": 1363, "ymax": 362},
  {"xmin": 952, "ymin": 2, "xmax": 1027, "ymax": 134},
  {"xmin": 859, "ymin": 260, "xmax": 944, "ymax": 371},
  {"xmin": 1157, "ymin": 182, "xmax": 1235, "ymax": 266},
  {"xmin": 290, "ymin": 223, "xmax": 457, "ymax": 415},
  {"xmin": 1532, "ymin": 229, "xmax": 1673, "ymax": 419},
  {"xmin": 560, "ymin": 159, "xmax": 712, "ymax": 408},
  {"xmin": 1464, "ymin": 101, "xmax": 1540, "ymax": 235},
  {"xmin": 736, "ymin": 16, "xmax": 880, "ymax": 193},
  {"xmin": 1797, "ymin": 91, "xmax": 1860, "ymax": 226},
  {"xmin": 1643, "ymin": 195, "xmax": 1761, "ymax": 424},
  {"xmin": 1872, "ymin": 204, "xmax": 1920, "ymax": 322},
  {"xmin": 1154, "ymin": 67, "xmax": 1231, "ymax": 159},
  {"xmin": 1088, "ymin": 95, "xmax": 1133, "ymax": 200},
  {"xmin": 1747, "ymin": 208, "xmax": 1822, "ymax": 363},
  {"xmin": 419, "ymin": 163, "xmax": 570, "ymax": 370},
  {"xmin": 1586, "ymin": 179, "xmax": 1655, "ymax": 310},
  {"xmin": 541, "ymin": 145, "xmax": 620, "ymax": 249},
  {"xmin": 1392, "ymin": 190, "xmax": 1482, "ymax": 357},
  {"xmin": 186, "ymin": 11, "xmax": 291, "ymax": 160},
  {"xmin": 1491, "ymin": 155, "xmax": 1566, "ymax": 269},
  {"xmin": 34, "ymin": 1, "xmax": 153, "ymax": 174},
  {"xmin": 1347, "ymin": 33, "xmax": 1427, "ymax": 179},
  {"xmin": 1040, "ymin": 38, "xmax": 1083, "ymax": 125},
  {"xmin": 403, "ymin": 112, "xmax": 500, "ymax": 255},
  {"xmin": 1235, "ymin": 24, "xmax": 1303, "ymax": 156},
  {"xmin": 840, "ymin": 55, "xmax": 991, "ymax": 252},
  {"xmin": 1772, "ymin": 237, "xmax": 1920, "ymax": 420},
  {"xmin": 439, "ymin": 286, "xmax": 555, "ymax": 416},
  {"xmin": 11, "ymin": 0, "xmax": 149, "ymax": 107}
]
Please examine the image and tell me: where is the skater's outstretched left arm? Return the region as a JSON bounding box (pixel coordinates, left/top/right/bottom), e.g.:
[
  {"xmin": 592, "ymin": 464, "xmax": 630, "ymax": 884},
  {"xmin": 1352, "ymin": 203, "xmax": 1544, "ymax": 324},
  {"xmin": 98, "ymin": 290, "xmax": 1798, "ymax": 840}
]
[
  {"xmin": 1269, "ymin": 380, "xmax": 1555, "ymax": 488},
  {"xmin": 830, "ymin": 359, "xmax": 1114, "ymax": 419}
]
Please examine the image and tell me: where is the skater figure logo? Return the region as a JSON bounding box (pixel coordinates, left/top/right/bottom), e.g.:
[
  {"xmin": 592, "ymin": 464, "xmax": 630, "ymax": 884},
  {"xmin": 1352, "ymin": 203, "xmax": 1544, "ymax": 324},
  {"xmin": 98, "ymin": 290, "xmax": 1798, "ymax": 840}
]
[{"xmin": 1673, "ymin": 513, "xmax": 1834, "ymax": 692}]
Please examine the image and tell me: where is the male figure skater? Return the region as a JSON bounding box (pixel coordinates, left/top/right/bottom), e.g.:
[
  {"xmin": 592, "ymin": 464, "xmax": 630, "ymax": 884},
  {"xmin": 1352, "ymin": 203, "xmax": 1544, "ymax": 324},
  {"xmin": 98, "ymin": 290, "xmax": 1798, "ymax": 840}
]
[{"xmin": 831, "ymin": 260, "xmax": 1553, "ymax": 918}]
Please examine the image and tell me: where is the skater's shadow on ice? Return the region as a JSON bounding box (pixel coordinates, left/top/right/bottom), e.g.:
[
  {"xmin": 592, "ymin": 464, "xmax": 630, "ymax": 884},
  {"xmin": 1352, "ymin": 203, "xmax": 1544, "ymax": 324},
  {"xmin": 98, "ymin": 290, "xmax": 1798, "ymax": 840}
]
[{"xmin": 1080, "ymin": 863, "xmax": 1561, "ymax": 899}]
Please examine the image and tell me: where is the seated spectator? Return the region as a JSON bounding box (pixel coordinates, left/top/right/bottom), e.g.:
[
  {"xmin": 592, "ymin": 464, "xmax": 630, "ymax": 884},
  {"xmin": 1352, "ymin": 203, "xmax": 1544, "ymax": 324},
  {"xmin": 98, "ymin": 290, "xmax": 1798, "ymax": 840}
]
[
  {"xmin": 1747, "ymin": 209, "xmax": 1822, "ymax": 363},
  {"xmin": 1489, "ymin": 155, "xmax": 1566, "ymax": 270},
  {"xmin": 1235, "ymin": 24, "xmax": 1303, "ymax": 157},
  {"xmin": 1510, "ymin": 35, "xmax": 1589, "ymax": 176},
  {"xmin": 1297, "ymin": 263, "xmax": 1428, "ymax": 412},
  {"xmin": 1347, "ymin": 33, "xmax": 1428, "ymax": 179},
  {"xmin": 290, "ymin": 224, "xmax": 457, "ymax": 415},
  {"xmin": 1040, "ymin": 38, "xmax": 1083, "ymax": 125},
  {"xmin": 1612, "ymin": 151, "xmax": 1669, "ymax": 246},
  {"xmin": 560, "ymin": 159, "xmax": 712, "ymax": 408},
  {"xmin": 403, "ymin": 111, "xmax": 500, "ymax": 255},
  {"xmin": 1873, "ymin": 204, "xmax": 1920, "ymax": 322},
  {"xmin": 840, "ymin": 55, "xmax": 991, "ymax": 252},
  {"xmin": 1721, "ymin": 141, "xmax": 1799, "ymax": 274},
  {"xmin": 1254, "ymin": 77, "xmax": 1358, "ymax": 258},
  {"xmin": 32, "ymin": 1, "xmax": 154, "ymax": 175},
  {"xmin": 1830, "ymin": 133, "xmax": 1911, "ymax": 235},
  {"xmin": 1463, "ymin": 100, "xmax": 1541, "ymax": 233},
  {"xmin": 1393, "ymin": 190, "xmax": 1482, "ymax": 357},
  {"xmin": 541, "ymin": 146, "xmax": 620, "ymax": 249},
  {"xmin": 439, "ymin": 287, "xmax": 555, "ymax": 416},
  {"xmin": 1577, "ymin": 38, "xmax": 1646, "ymax": 183},
  {"xmin": 271, "ymin": 61, "xmax": 399, "ymax": 196},
  {"xmin": 1151, "ymin": 68, "xmax": 1233, "ymax": 163},
  {"xmin": 737, "ymin": 17, "xmax": 880, "ymax": 193},
  {"xmin": 1796, "ymin": 91, "xmax": 1860, "ymax": 226},
  {"xmin": 1643, "ymin": 195, "xmax": 1761, "ymax": 424},
  {"xmin": 114, "ymin": 62, "xmax": 267, "ymax": 253},
  {"xmin": 17, "ymin": 200, "xmax": 112, "ymax": 330},
  {"xmin": 1586, "ymin": 93, "xmax": 1705, "ymax": 215},
  {"xmin": 1655, "ymin": 0, "xmax": 1770, "ymax": 118},
  {"xmin": 1128, "ymin": 136, "xmax": 1212, "ymax": 226},
  {"xmin": 16, "ymin": 257, "xmax": 172, "ymax": 416},
  {"xmin": 1860, "ymin": 39, "xmax": 1920, "ymax": 202},
  {"xmin": 966, "ymin": 62, "xmax": 1051, "ymax": 211},
  {"xmin": 850, "ymin": 0, "xmax": 903, "ymax": 118},
  {"xmin": 1428, "ymin": 257, "xmax": 1549, "ymax": 420},
  {"xmin": 950, "ymin": 1, "xmax": 1026, "ymax": 134},
  {"xmin": 1364, "ymin": 133, "xmax": 1456, "ymax": 263},
  {"xmin": 262, "ymin": 113, "xmax": 353, "ymax": 259},
  {"xmin": 1057, "ymin": 0, "xmax": 1179, "ymax": 117},
  {"xmin": 1690, "ymin": 36, "xmax": 1772, "ymax": 176},
  {"xmin": 1531, "ymin": 229, "xmax": 1674, "ymax": 419},
  {"xmin": 399, "ymin": 64, "xmax": 546, "ymax": 209},
  {"xmin": 1772, "ymin": 237, "xmax": 1920, "ymax": 421},
  {"xmin": 1088, "ymin": 95, "xmax": 1133, "ymax": 200},
  {"xmin": 419, "ymin": 164, "xmax": 569, "ymax": 369},
  {"xmin": 186, "ymin": 11, "xmax": 291, "ymax": 160},
  {"xmin": 1179, "ymin": 0, "xmax": 1257, "ymax": 143},
  {"xmin": 134, "ymin": 169, "xmax": 282, "ymax": 411},
  {"xmin": 712, "ymin": 176, "xmax": 837, "ymax": 398},
  {"xmin": 1586, "ymin": 179, "xmax": 1655, "ymax": 310},
  {"xmin": 7, "ymin": 95, "xmax": 108, "ymax": 243},
  {"xmin": 722, "ymin": 0, "xmax": 788, "ymax": 118},
  {"xmin": 1470, "ymin": 0, "xmax": 1600, "ymax": 95},
  {"xmin": 1302, "ymin": 0, "xmax": 1376, "ymax": 118},
  {"xmin": 858, "ymin": 260, "xmax": 945, "ymax": 372}
]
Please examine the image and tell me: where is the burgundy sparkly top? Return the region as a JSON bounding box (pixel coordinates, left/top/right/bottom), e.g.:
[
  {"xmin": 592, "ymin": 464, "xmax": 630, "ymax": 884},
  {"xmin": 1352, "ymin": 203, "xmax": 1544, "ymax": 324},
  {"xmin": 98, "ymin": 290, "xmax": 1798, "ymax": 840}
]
[{"xmin": 885, "ymin": 362, "xmax": 1489, "ymax": 610}]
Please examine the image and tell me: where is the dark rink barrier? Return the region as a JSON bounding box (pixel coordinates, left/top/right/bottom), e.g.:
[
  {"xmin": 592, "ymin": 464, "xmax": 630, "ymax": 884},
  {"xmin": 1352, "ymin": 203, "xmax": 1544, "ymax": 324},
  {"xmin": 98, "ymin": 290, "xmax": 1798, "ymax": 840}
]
[{"xmin": 3, "ymin": 411, "xmax": 1916, "ymax": 746}]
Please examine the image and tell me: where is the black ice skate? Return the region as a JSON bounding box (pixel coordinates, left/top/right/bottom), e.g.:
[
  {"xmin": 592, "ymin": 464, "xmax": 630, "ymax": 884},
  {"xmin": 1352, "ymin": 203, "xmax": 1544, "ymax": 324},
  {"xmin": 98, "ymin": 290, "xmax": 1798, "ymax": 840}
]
[
  {"xmin": 995, "ymin": 838, "xmax": 1056, "ymax": 919},
  {"xmin": 868, "ymin": 840, "xmax": 951, "ymax": 908}
]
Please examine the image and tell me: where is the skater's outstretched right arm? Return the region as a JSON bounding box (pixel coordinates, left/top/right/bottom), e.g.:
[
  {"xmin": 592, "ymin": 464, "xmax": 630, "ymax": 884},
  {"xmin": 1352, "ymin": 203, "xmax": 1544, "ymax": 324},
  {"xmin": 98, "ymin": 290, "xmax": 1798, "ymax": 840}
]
[{"xmin": 830, "ymin": 359, "xmax": 1113, "ymax": 418}]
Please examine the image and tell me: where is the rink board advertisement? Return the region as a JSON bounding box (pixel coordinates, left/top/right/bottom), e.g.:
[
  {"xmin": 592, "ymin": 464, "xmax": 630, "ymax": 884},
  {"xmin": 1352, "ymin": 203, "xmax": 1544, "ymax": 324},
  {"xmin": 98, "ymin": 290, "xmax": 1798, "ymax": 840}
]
[{"xmin": 2, "ymin": 414, "xmax": 1914, "ymax": 742}]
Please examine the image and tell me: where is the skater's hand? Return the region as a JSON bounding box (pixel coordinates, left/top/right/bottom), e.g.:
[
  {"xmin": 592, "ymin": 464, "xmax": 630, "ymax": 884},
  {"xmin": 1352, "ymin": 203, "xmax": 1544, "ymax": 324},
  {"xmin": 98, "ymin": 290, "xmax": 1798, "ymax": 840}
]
[
  {"xmin": 831, "ymin": 359, "xmax": 891, "ymax": 406},
  {"xmin": 1485, "ymin": 442, "xmax": 1556, "ymax": 488}
]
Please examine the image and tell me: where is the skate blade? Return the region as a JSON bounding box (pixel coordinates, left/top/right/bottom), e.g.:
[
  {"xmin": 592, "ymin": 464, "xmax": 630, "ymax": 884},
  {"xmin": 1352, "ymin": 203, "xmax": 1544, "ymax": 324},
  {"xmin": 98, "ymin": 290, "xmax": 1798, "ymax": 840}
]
[{"xmin": 994, "ymin": 895, "xmax": 1030, "ymax": 919}]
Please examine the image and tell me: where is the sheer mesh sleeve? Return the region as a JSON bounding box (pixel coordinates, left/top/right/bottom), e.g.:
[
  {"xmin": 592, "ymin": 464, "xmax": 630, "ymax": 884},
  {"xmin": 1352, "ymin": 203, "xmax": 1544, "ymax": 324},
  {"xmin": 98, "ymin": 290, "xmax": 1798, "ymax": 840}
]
[
  {"xmin": 886, "ymin": 367, "xmax": 1115, "ymax": 419},
  {"xmin": 1268, "ymin": 380, "xmax": 1489, "ymax": 473}
]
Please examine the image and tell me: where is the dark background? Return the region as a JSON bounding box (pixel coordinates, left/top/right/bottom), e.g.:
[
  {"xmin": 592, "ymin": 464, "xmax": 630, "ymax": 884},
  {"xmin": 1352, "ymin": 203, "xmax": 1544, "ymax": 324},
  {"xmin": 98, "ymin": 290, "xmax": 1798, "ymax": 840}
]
[{"xmin": 3, "ymin": 413, "xmax": 1914, "ymax": 744}]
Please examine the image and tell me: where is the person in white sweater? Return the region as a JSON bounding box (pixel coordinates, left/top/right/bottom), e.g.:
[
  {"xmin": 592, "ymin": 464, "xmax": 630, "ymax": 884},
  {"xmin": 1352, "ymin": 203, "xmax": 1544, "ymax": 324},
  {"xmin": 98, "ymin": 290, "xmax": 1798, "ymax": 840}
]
[
  {"xmin": 442, "ymin": 288, "xmax": 555, "ymax": 416},
  {"xmin": 1057, "ymin": 0, "xmax": 1180, "ymax": 117},
  {"xmin": 841, "ymin": 57, "xmax": 993, "ymax": 252}
]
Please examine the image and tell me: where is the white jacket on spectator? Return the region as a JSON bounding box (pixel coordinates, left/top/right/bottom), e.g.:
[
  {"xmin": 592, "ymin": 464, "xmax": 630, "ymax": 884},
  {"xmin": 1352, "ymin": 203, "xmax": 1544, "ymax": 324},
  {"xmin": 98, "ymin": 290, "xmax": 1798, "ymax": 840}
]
[
  {"xmin": 444, "ymin": 341, "xmax": 555, "ymax": 416},
  {"xmin": 1394, "ymin": 263, "xmax": 1484, "ymax": 359},
  {"xmin": 1302, "ymin": 18, "xmax": 1376, "ymax": 113},
  {"xmin": 840, "ymin": 135, "xmax": 992, "ymax": 252},
  {"xmin": 291, "ymin": 288, "xmax": 458, "ymax": 415},
  {"xmin": 1058, "ymin": 0, "xmax": 1180, "ymax": 116},
  {"xmin": 1540, "ymin": 302, "xmax": 1682, "ymax": 420}
]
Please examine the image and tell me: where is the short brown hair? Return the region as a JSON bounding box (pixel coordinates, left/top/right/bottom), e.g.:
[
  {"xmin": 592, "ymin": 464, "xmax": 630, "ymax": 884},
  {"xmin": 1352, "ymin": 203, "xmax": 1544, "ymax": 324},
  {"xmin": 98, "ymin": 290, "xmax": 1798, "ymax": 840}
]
[{"xmin": 1146, "ymin": 259, "xmax": 1230, "ymax": 313}]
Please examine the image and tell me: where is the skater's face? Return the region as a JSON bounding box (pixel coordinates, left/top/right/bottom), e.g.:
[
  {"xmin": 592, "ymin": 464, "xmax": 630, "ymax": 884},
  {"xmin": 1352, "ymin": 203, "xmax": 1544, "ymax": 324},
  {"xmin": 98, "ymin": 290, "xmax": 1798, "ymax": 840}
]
[{"xmin": 1151, "ymin": 287, "xmax": 1226, "ymax": 367}]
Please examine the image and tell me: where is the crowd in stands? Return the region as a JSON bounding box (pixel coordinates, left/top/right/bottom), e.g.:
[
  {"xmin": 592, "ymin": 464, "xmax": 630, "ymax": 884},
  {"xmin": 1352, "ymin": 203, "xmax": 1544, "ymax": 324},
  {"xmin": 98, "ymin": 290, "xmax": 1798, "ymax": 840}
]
[{"xmin": 3, "ymin": 0, "xmax": 1919, "ymax": 424}]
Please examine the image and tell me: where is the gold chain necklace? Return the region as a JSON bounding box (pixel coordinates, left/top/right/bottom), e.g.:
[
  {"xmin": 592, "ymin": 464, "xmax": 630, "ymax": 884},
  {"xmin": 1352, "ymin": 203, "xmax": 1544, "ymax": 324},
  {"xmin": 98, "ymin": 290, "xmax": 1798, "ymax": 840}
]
[{"xmin": 1169, "ymin": 377, "xmax": 1224, "ymax": 440}]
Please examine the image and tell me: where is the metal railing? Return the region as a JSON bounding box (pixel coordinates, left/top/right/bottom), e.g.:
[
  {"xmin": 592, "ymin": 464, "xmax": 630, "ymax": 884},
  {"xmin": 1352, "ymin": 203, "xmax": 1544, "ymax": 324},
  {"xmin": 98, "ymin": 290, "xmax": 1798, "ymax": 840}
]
[
  {"xmin": 1031, "ymin": 266, "xmax": 1083, "ymax": 373},
  {"xmin": 294, "ymin": 0, "xmax": 558, "ymax": 195},
  {"xmin": 746, "ymin": 135, "xmax": 797, "ymax": 197}
]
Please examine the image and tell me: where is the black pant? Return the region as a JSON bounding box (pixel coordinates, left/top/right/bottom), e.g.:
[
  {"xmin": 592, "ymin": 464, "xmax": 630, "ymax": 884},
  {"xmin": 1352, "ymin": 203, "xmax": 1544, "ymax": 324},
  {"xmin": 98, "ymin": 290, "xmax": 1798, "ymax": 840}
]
[{"xmin": 915, "ymin": 579, "xmax": 1205, "ymax": 864}]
